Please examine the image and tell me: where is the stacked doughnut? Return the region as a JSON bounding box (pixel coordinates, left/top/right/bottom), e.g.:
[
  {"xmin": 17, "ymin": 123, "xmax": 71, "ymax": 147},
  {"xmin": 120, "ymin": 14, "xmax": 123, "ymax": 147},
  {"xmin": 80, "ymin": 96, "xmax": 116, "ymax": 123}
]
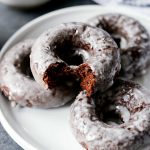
[{"xmin": 0, "ymin": 13, "xmax": 150, "ymax": 149}]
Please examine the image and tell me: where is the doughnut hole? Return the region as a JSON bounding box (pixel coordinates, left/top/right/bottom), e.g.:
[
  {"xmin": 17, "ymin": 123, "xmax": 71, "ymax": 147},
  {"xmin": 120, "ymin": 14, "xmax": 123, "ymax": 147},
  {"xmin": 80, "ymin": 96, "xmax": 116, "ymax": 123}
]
[
  {"xmin": 14, "ymin": 54, "xmax": 33, "ymax": 79},
  {"xmin": 53, "ymin": 40, "xmax": 84, "ymax": 66},
  {"xmin": 99, "ymin": 103, "xmax": 124, "ymax": 125},
  {"xmin": 112, "ymin": 36, "xmax": 121, "ymax": 48},
  {"xmin": 95, "ymin": 99, "xmax": 130, "ymax": 125},
  {"xmin": 97, "ymin": 21, "xmax": 128, "ymax": 50}
]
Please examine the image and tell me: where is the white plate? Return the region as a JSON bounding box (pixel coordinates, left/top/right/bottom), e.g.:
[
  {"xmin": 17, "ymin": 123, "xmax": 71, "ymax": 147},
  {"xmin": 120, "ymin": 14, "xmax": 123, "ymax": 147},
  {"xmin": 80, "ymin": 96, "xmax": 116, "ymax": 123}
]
[{"xmin": 1, "ymin": 5, "xmax": 150, "ymax": 150}]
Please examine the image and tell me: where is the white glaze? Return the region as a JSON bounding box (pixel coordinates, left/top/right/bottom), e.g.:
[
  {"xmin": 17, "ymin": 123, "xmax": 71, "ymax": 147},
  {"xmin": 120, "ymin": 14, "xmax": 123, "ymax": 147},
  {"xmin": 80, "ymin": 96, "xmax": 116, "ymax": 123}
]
[
  {"xmin": 88, "ymin": 13, "xmax": 150, "ymax": 79},
  {"xmin": 70, "ymin": 80, "xmax": 150, "ymax": 150},
  {"xmin": 0, "ymin": 40, "xmax": 75, "ymax": 108},
  {"xmin": 30, "ymin": 22, "xmax": 121, "ymax": 93}
]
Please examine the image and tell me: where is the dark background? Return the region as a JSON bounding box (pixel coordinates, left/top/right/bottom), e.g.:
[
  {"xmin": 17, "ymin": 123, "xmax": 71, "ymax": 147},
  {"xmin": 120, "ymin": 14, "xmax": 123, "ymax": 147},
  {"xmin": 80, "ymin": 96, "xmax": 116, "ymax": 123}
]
[
  {"xmin": 0, "ymin": 0, "xmax": 96, "ymax": 149},
  {"xmin": 0, "ymin": 0, "xmax": 96, "ymax": 48}
]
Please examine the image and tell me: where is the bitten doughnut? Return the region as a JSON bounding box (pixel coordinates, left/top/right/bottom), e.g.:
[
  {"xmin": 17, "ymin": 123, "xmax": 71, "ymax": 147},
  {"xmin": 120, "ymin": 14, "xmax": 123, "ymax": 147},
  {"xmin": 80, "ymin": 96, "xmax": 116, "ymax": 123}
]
[
  {"xmin": 88, "ymin": 13, "xmax": 150, "ymax": 79},
  {"xmin": 0, "ymin": 40, "xmax": 76, "ymax": 108},
  {"xmin": 30, "ymin": 22, "xmax": 120, "ymax": 96},
  {"xmin": 70, "ymin": 79, "xmax": 150, "ymax": 150}
]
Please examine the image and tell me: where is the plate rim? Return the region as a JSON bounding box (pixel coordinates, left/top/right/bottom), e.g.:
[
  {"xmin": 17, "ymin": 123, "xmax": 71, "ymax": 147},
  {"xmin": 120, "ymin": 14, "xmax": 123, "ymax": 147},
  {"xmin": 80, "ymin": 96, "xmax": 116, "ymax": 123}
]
[{"xmin": 1, "ymin": 5, "xmax": 150, "ymax": 150}]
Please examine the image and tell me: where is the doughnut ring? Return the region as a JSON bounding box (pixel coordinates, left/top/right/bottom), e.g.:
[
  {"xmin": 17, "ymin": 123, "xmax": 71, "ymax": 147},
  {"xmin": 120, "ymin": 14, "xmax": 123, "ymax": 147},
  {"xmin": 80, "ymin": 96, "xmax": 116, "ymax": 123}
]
[
  {"xmin": 88, "ymin": 13, "xmax": 150, "ymax": 79},
  {"xmin": 70, "ymin": 79, "xmax": 150, "ymax": 150},
  {"xmin": 0, "ymin": 40, "xmax": 76, "ymax": 108},
  {"xmin": 30, "ymin": 22, "xmax": 120, "ymax": 96}
]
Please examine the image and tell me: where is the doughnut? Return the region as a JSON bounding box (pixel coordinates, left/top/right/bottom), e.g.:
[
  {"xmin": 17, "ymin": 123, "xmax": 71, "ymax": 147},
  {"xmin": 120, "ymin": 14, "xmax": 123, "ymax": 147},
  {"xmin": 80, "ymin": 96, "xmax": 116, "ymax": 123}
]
[
  {"xmin": 30, "ymin": 22, "xmax": 120, "ymax": 96},
  {"xmin": 70, "ymin": 79, "xmax": 150, "ymax": 150},
  {"xmin": 0, "ymin": 40, "xmax": 77, "ymax": 108},
  {"xmin": 88, "ymin": 13, "xmax": 150, "ymax": 79}
]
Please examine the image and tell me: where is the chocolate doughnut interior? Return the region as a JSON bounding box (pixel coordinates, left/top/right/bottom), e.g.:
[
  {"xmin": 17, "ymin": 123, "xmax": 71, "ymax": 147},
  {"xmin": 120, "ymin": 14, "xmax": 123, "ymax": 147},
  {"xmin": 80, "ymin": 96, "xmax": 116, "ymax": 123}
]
[
  {"xmin": 43, "ymin": 31, "xmax": 96, "ymax": 96},
  {"xmin": 43, "ymin": 62, "xmax": 79, "ymax": 89}
]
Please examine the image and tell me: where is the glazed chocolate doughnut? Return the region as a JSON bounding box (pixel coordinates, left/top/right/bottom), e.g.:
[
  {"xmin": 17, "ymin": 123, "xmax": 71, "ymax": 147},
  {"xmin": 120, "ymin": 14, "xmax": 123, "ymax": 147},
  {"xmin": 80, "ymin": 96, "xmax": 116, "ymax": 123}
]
[
  {"xmin": 88, "ymin": 14, "xmax": 150, "ymax": 79},
  {"xmin": 30, "ymin": 22, "xmax": 120, "ymax": 96},
  {"xmin": 0, "ymin": 40, "xmax": 76, "ymax": 108},
  {"xmin": 70, "ymin": 79, "xmax": 150, "ymax": 150}
]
